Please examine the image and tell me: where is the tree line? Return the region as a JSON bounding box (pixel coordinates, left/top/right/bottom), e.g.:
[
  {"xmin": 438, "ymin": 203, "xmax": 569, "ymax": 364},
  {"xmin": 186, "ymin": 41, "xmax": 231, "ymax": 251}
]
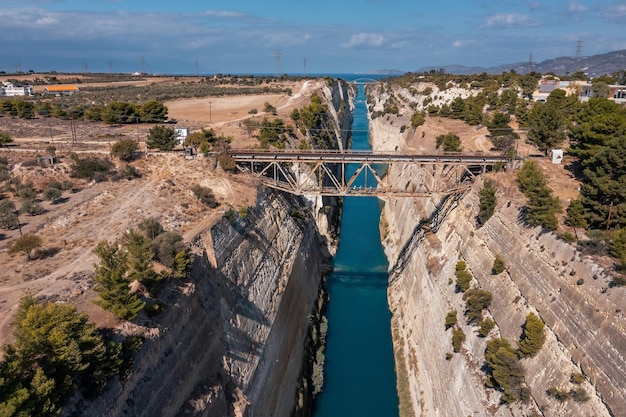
[{"xmin": 0, "ymin": 98, "xmax": 168, "ymax": 124}]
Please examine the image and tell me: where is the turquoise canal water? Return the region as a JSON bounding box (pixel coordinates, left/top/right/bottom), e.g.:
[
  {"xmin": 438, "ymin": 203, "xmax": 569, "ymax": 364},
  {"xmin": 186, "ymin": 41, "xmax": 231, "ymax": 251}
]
[{"xmin": 312, "ymin": 84, "xmax": 399, "ymax": 417}]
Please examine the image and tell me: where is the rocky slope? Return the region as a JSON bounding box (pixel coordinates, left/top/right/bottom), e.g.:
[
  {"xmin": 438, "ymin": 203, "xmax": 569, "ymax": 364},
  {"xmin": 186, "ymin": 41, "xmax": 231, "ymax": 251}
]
[{"xmin": 369, "ymin": 110, "xmax": 624, "ymax": 416}]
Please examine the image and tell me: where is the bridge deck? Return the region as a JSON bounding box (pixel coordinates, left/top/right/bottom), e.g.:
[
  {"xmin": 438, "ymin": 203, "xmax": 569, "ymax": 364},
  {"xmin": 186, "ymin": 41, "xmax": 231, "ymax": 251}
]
[
  {"xmin": 229, "ymin": 149, "xmax": 512, "ymax": 197},
  {"xmin": 229, "ymin": 149, "xmax": 509, "ymax": 164}
]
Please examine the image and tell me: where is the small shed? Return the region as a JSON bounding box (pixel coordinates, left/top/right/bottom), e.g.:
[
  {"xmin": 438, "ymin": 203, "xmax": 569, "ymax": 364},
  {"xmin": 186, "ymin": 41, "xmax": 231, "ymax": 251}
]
[{"xmin": 550, "ymin": 149, "xmax": 563, "ymax": 164}]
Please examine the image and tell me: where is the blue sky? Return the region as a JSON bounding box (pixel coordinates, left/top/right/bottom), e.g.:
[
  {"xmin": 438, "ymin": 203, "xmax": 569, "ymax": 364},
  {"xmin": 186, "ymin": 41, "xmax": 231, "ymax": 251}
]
[{"xmin": 1, "ymin": 0, "xmax": 625, "ymax": 75}]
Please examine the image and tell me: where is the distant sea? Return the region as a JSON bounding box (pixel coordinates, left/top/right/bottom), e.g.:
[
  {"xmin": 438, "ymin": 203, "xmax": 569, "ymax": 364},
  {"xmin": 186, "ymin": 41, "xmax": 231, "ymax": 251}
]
[{"xmin": 233, "ymin": 73, "xmax": 392, "ymax": 82}]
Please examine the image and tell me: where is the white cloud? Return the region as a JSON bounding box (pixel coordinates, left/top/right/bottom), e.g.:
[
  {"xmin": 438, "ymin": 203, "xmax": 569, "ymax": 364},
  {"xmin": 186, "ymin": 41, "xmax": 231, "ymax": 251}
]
[
  {"xmin": 483, "ymin": 13, "xmax": 538, "ymax": 28},
  {"xmin": 597, "ymin": 3, "xmax": 626, "ymax": 21},
  {"xmin": 567, "ymin": 1, "xmax": 589, "ymax": 13},
  {"xmin": 34, "ymin": 15, "xmax": 58, "ymax": 25},
  {"xmin": 341, "ymin": 33, "xmax": 384, "ymax": 48}
]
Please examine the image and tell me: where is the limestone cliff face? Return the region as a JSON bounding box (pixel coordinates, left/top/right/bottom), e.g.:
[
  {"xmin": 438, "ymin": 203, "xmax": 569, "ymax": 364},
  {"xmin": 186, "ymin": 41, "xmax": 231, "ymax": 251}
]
[
  {"xmin": 370, "ymin": 116, "xmax": 624, "ymax": 416},
  {"xmin": 74, "ymin": 192, "xmax": 329, "ymax": 417}
]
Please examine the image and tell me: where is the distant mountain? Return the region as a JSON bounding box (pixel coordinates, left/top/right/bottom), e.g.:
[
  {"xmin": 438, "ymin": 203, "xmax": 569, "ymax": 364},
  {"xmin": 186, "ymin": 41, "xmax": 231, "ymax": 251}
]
[
  {"xmin": 417, "ymin": 49, "xmax": 626, "ymax": 76},
  {"xmin": 371, "ymin": 69, "xmax": 405, "ymax": 75}
]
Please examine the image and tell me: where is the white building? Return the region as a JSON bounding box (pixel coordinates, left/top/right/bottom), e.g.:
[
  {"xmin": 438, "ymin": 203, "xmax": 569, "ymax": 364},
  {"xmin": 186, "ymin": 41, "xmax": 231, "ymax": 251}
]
[
  {"xmin": 0, "ymin": 82, "xmax": 34, "ymax": 96},
  {"xmin": 175, "ymin": 127, "xmax": 190, "ymax": 144}
]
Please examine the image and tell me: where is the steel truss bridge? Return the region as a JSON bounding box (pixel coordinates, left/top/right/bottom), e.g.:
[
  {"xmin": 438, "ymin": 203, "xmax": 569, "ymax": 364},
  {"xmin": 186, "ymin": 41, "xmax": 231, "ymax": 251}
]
[{"xmin": 229, "ymin": 149, "xmax": 510, "ymax": 197}]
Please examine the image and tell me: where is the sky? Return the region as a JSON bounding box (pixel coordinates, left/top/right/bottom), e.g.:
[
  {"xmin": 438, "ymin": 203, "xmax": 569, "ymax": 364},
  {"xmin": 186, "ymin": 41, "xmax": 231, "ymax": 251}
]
[{"xmin": 1, "ymin": 0, "xmax": 625, "ymax": 75}]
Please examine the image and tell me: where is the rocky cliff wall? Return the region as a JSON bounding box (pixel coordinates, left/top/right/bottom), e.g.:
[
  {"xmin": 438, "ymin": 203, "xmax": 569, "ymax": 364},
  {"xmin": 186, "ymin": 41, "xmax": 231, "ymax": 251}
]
[
  {"xmin": 370, "ymin": 115, "xmax": 624, "ymax": 416},
  {"xmin": 73, "ymin": 191, "xmax": 329, "ymax": 417}
]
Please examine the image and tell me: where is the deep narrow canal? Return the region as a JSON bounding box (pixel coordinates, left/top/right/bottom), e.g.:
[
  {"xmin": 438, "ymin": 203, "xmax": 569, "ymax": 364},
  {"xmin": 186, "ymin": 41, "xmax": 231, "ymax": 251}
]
[{"xmin": 312, "ymin": 82, "xmax": 399, "ymax": 416}]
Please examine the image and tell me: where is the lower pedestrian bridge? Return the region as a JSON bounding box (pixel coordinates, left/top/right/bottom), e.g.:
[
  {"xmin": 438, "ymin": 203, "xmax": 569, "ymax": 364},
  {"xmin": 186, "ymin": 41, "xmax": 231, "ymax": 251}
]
[{"xmin": 228, "ymin": 149, "xmax": 511, "ymax": 197}]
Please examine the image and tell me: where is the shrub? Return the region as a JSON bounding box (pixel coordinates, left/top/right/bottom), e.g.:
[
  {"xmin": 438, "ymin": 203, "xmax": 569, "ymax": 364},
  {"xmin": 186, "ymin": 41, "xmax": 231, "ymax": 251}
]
[
  {"xmin": 455, "ymin": 260, "xmax": 472, "ymax": 292},
  {"xmin": 263, "ymin": 102, "xmax": 277, "ymax": 115},
  {"xmin": 224, "ymin": 208, "xmax": 237, "ymax": 223},
  {"xmin": 452, "ymin": 328, "xmax": 465, "ymax": 352},
  {"xmin": 72, "ymin": 155, "xmax": 111, "ymax": 179},
  {"xmin": 17, "ymin": 183, "xmax": 37, "ymax": 200},
  {"xmin": 20, "ymin": 199, "xmax": 44, "ymax": 216},
  {"xmin": 435, "ymin": 133, "xmax": 462, "ymax": 152},
  {"xmin": 464, "ymin": 289, "xmax": 492, "ymax": 323},
  {"xmin": 153, "ymin": 231, "xmax": 186, "ymax": 269},
  {"xmin": 410, "ymin": 111, "xmax": 426, "ymax": 128},
  {"xmin": 456, "ymin": 270, "xmax": 472, "ymax": 292},
  {"xmin": 111, "ymin": 138, "xmax": 139, "ymax": 161},
  {"xmin": 478, "ymin": 318, "xmax": 496, "ymax": 337},
  {"xmin": 8, "ymin": 233, "xmax": 42, "ymax": 260},
  {"xmin": 492, "ymin": 255, "xmax": 505, "ymax": 274},
  {"xmin": 117, "ymin": 163, "xmax": 140, "ymax": 180},
  {"xmin": 138, "ymin": 217, "xmax": 164, "ymax": 240},
  {"xmin": 43, "ymin": 186, "xmax": 62, "ymax": 203},
  {"xmin": 0, "ymin": 199, "xmax": 17, "ymax": 229},
  {"xmin": 571, "ymin": 386, "xmax": 590, "ymax": 402},
  {"xmin": 290, "ymin": 208, "xmax": 307, "ymax": 221},
  {"xmin": 557, "ymin": 231, "xmax": 577, "ymax": 243},
  {"xmin": 0, "ymin": 131, "xmax": 13, "ymax": 147},
  {"xmin": 444, "ymin": 310, "xmax": 457, "ymax": 329},
  {"xmin": 517, "ymin": 313, "xmax": 546, "ymax": 358},
  {"xmin": 547, "ymin": 387, "xmax": 571, "ymax": 402},
  {"xmin": 61, "ymin": 180, "xmax": 75, "ymax": 191},
  {"xmin": 217, "ymin": 154, "xmax": 236, "ymax": 171},
  {"xmin": 485, "ymin": 338, "xmax": 526, "ymax": 403},
  {"xmin": 191, "ymin": 184, "xmax": 219, "ymax": 208},
  {"xmin": 570, "ymin": 372, "xmax": 585, "ymax": 384},
  {"xmin": 611, "ymin": 275, "xmax": 626, "ymax": 287}
]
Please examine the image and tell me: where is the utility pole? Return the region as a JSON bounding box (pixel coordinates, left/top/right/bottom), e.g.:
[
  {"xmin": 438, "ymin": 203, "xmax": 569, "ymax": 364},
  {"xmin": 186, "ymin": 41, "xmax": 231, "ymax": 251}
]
[
  {"xmin": 141, "ymin": 56, "xmax": 145, "ymax": 74},
  {"xmin": 275, "ymin": 50, "xmax": 281, "ymax": 77},
  {"xmin": 528, "ymin": 52, "xmax": 533, "ymax": 74},
  {"xmin": 575, "ymin": 39, "xmax": 583, "ymax": 72},
  {"xmin": 303, "ymin": 58, "xmax": 307, "ymax": 77},
  {"xmin": 108, "ymin": 59, "xmax": 113, "ymax": 74},
  {"xmin": 606, "ymin": 201, "xmax": 614, "ymax": 234}
]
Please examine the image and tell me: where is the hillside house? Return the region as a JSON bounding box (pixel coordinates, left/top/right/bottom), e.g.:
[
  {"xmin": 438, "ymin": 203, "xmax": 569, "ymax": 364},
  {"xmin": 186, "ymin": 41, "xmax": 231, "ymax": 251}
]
[
  {"xmin": 43, "ymin": 85, "xmax": 79, "ymax": 96},
  {"xmin": 0, "ymin": 82, "xmax": 33, "ymax": 96},
  {"xmin": 578, "ymin": 83, "xmax": 626, "ymax": 103}
]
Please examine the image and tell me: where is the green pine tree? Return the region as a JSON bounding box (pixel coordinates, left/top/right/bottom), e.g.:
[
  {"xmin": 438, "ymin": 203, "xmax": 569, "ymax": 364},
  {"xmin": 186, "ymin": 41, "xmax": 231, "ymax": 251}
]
[
  {"xmin": 478, "ymin": 180, "xmax": 497, "ymax": 225},
  {"xmin": 517, "ymin": 313, "xmax": 546, "ymax": 358},
  {"xmin": 93, "ymin": 241, "xmax": 145, "ymax": 321}
]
